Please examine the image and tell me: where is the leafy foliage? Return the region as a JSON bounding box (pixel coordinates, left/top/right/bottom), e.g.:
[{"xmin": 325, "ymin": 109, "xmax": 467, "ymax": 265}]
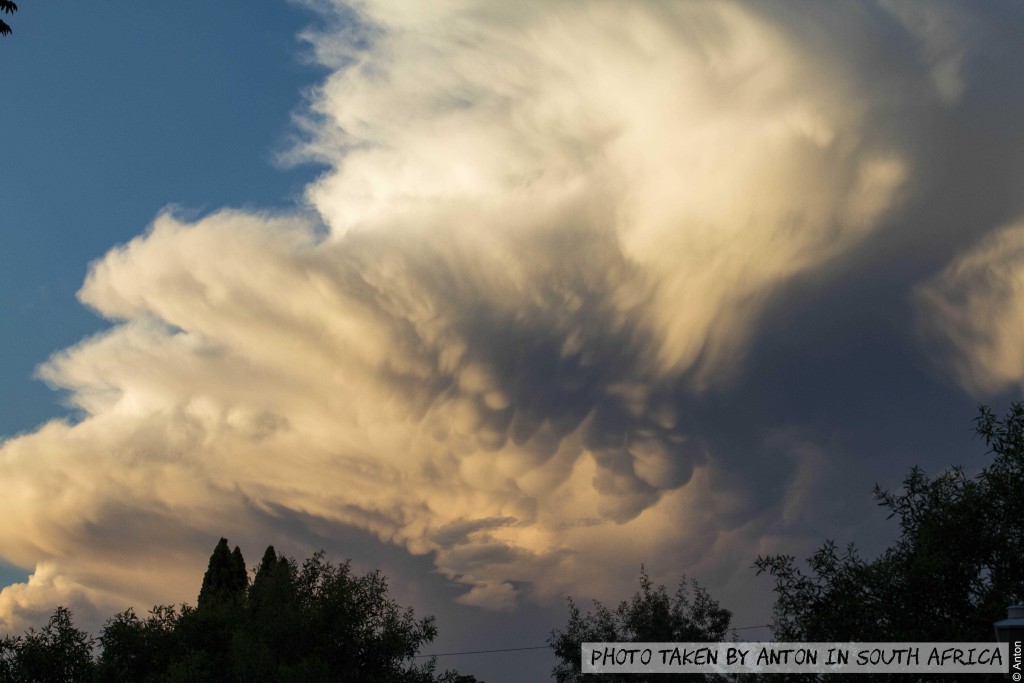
[
  {"xmin": 3, "ymin": 540, "xmax": 478, "ymax": 682},
  {"xmin": 0, "ymin": 1, "xmax": 15, "ymax": 37},
  {"xmin": 754, "ymin": 403, "xmax": 1024, "ymax": 681},
  {"xmin": 0, "ymin": 606, "xmax": 95, "ymax": 683},
  {"xmin": 548, "ymin": 566, "xmax": 732, "ymax": 682},
  {"xmin": 95, "ymin": 605, "xmax": 181, "ymax": 682}
]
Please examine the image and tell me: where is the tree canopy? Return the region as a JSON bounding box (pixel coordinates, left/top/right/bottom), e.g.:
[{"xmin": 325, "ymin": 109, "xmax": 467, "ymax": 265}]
[
  {"xmin": 754, "ymin": 402, "xmax": 1024, "ymax": 681},
  {"xmin": 548, "ymin": 566, "xmax": 732, "ymax": 682},
  {"xmin": 1, "ymin": 540, "xmax": 478, "ymax": 682},
  {"xmin": 196, "ymin": 537, "xmax": 248, "ymax": 612},
  {"xmin": 1, "ymin": 606, "xmax": 94, "ymax": 683},
  {"xmin": 0, "ymin": 1, "xmax": 15, "ymax": 37}
]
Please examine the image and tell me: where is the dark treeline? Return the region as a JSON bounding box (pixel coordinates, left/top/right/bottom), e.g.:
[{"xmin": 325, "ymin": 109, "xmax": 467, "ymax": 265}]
[
  {"xmin": 549, "ymin": 567, "xmax": 734, "ymax": 682},
  {"xmin": 0, "ymin": 542, "xmax": 479, "ymax": 682}
]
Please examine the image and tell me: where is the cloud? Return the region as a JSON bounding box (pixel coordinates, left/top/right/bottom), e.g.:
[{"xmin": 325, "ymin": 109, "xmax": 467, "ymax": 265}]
[
  {"xmin": 914, "ymin": 218, "xmax": 1024, "ymax": 397},
  {"xmin": 878, "ymin": 0, "xmax": 979, "ymax": 105},
  {"xmin": 300, "ymin": 0, "xmax": 912, "ymax": 385},
  {"xmin": 0, "ymin": 0, "xmax": 1011, "ymax": 630}
]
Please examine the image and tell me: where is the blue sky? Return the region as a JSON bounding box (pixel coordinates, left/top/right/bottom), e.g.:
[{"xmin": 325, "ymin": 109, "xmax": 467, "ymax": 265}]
[
  {"xmin": 2, "ymin": 1, "xmax": 324, "ymax": 439},
  {"xmin": 2, "ymin": 2, "xmax": 1024, "ymax": 682}
]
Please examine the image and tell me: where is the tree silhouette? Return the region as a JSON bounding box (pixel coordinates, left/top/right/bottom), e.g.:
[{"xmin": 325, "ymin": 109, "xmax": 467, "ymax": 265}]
[
  {"xmin": 96, "ymin": 605, "xmax": 180, "ymax": 683},
  {"xmin": 91, "ymin": 538, "xmax": 477, "ymax": 682},
  {"xmin": 549, "ymin": 566, "xmax": 732, "ymax": 682},
  {"xmin": 0, "ymin": 606, "xmax": 95, "ymax": 683},
  {"xmin": 0, "ymin": 1, "xmax": 15, "ymax": 37},
  {"xmin": 755, "ymin": 403, "xmax": 1024, "ymax": 682},
  {"xmin": 197, "ymin": 537, "xmax": 247, "ymax": 611}
]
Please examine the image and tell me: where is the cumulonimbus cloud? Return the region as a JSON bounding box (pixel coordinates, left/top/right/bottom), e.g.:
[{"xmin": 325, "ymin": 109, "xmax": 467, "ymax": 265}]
[{"xmin": 0, "ymin": 0, "xmax": 1000, "ymax": 628}]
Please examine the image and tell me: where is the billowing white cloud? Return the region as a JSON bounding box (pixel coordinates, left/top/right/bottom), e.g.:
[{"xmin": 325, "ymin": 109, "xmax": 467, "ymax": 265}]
[
  {"xmin": 0, "ymin": 0, "xmax": 1004, "ymax": 631},
  {"xmin": 914, "ymin": 218, "xmax": 1024, "ymax": 397},
  {"xmin": 299, "ymin": 0, "xmax": 910, "ymax": 385}
]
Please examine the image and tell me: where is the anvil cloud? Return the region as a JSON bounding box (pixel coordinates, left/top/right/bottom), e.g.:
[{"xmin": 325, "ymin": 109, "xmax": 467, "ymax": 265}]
[{"xmin": 1, "ymin": 0, "xmax": 1022, "ymax": 634}]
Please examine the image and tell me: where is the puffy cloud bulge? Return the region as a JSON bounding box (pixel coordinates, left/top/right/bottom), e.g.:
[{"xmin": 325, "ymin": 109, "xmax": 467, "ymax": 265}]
[
  {"xmin": 915, "ymin": 220, "xmax": 1024, "ymax": 397},
  {"xmin": 0, "ymin": 0, "xmax": 1011, "ymax": 626}
]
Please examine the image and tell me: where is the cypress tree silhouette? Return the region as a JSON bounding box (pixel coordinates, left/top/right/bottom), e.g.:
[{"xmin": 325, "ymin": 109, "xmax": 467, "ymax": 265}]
[{"xmin": 198, "ymin": 538, "xmax": 247, "ymax": 611}]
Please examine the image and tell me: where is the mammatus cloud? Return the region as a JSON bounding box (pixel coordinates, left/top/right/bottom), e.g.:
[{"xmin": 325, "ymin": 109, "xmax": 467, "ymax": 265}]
[
  {"xmin": 914, "ymin": 218, "xmax": 1024, "ymax": 397},
  {"xmin": 0, "ymin": 0, "xmax": 1009, "ymax": 629}
]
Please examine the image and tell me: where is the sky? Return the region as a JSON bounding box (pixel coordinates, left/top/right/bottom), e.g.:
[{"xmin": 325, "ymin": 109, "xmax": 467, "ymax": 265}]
[{"xmin": 2, "ymin": 1, "xmax": 1024, "ymax": 681}]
